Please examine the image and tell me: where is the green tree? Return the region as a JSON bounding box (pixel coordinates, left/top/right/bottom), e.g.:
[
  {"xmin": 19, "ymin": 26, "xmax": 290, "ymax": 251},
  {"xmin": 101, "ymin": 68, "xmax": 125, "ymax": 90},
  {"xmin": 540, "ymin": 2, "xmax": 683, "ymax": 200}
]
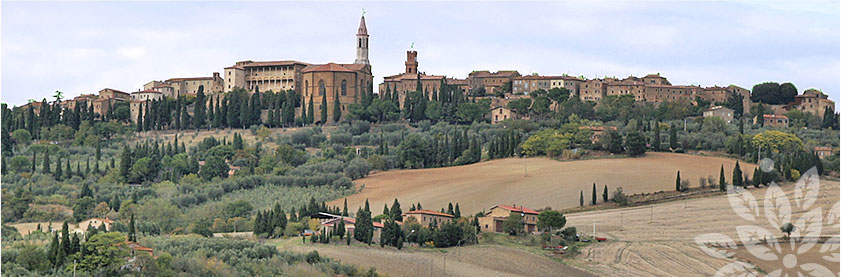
[
  {"xmin": 624, "ymin": 131, "xmax": 647, "ymax": 156},
  {"xmin": 579, "ymin": 190, "xmax": 584, "ymax": 207},
  {"xmin": 307, "ymin": 95, "xmax": 315, "ymax": 125},
  {"xmin": 732, "ymin": 161, "xmax": 743, "ymax": 187},
  {"xmin": 321, "ymin": 93, "xmax": 328, "ymax": 124},
  {"xmin": 199, "ymin": 155, "xmax": 228, "ymax": 180},
  {"xmin": 390, "ymin": 199, "xmax": 402, "ymax": 221},
  {"xmin": 128, "ymin": 214, "xmax": 137, "ymax": 242},
  {"xmin": 603, "ymin": 185, "xmax": 609, "ymax": 202},
  {"xmin": 676, "ymin": 171, "xmax": 682, "ymax": 191},
  {"xmin": 502, "ymin": 213, "xmax": 524, "ymax": 235},
  {"xmin": 719, "ymin": 165, "xmax": 727, "ymax": 191},
  {"xmin": 76, "ymin": 232, "xmax": 131, "ymax": 274},
  {"xmin": 537, "ymin": 210, "xmax": 566, "ymax": 233},
  {"xmin": 669, "ymin": 123, "xmax": 678, "ymax": 149},
  {"xmin": 652, "ymin": 121, "xmax": 661, "ymax": 150},
  {"xmin": 591, "ymin": 183, "xmax": 597, "ymax": 205},
  {"xmin": 333, "ymin": 91, "xmax": 342, "ymax": 123}
]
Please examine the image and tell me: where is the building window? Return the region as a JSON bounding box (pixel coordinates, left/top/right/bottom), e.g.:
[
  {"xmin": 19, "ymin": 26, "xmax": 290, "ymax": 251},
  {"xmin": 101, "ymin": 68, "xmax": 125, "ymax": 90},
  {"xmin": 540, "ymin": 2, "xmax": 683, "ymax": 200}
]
[
  {"xmin": 318, "ymin": 80, "xmax": 325, "ymax": 96},
  {"xmin": 341, "ymin": 80, "xmax": 347, "ymax": 96}
]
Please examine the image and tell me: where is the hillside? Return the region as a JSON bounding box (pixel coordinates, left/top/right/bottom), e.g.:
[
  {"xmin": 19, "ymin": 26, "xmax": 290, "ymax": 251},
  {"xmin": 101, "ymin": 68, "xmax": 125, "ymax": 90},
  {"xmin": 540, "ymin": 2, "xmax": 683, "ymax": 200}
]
[{"xmin": 331, "ymin": 152, "xmax": 757, "ymax": 215}]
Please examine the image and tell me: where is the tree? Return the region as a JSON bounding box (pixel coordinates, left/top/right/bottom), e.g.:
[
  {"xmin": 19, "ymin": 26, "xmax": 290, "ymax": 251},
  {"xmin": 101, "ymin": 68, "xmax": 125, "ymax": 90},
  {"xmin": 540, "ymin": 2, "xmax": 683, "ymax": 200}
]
[
  {"xmin": 652, "ymin": 121, "xmax": 661, "ymax": 150},
  {"xmin": 601, "ymin": 129, "xmax": 624, "ymax": 154},
  {"xmin": 333, "ymin": 91, "xmax": 342, "ymax": 123},
  {"xmin": 128, "ymin": 214, "xmax": 137, "ymax": 242},
  {"xmin": 307, "ymin": 95, "xmax": 315, "ymax": 125},
  {"xmin": 321, "ymin": 93, "xmax": 328, "ymax": 124},
  {"xmin": 719, "ymin": 165, "xmax": 727, "ymax": 191},
  {"xmin": 676, "ymin": 171, "xmax": 682, "ymax": 191},
  {"xmin": 193, "ymin": 87, "xmax": 206, "ymax": 129},
  {"xmin": 750, "ymin": 82, "xmax": 797, "ymax": 105},
  {"xmin": 76, "ymin": 232, "xmax": 131, "ymax": 274},
  {"xmin": 580, "ymin": 190, "xmax": 584, "ymax": 207},
  {"xmin": 502, "ymin": 213, "xmax": 524, "ymax": 235},
  {"xmin": 591, "ymin": 183, "xmax": 597, "ymax": 205},
  {"xmin": 624, "ymin": 131, "xmax": 646, "ymax": 156},
  {"xmin": 603, "ymin": 185, "xmax": 609, "ymax": 202},
  {"xmin": 669, "ymin": 123, "xmax": 678, "ymax": 150},
  {"xmin": 390, "ymin": 199, "xmax": 402, "ymax": 221},
  {"xmin": 780, "ymin": 222, "xmax": 795, "ymax": 239},
  {"xmin": 732, "ymin": 161, "xmax": 743, "ymax": 187},
  {"xmin": 200, "ymin": 155, "xmax": 228, "ymax": 180},
  {"xmin": 537, "ymin": 210, "xmax": 566, "ymax": 233},
  {"xmin": 342, "ymin": 198, "xmax": 349, "ymax": 217}
]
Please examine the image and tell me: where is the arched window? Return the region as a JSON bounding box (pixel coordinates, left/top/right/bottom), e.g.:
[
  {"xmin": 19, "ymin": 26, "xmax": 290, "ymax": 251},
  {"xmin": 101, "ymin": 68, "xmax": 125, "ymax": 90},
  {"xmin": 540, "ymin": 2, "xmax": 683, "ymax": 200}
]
[
  {"xmin": 318, "ymin": 80, "xmax": 325, "ymax": 96},
  {"xmin": 341, "ymin": 80, "xmax": 347, "ymax": 96}
]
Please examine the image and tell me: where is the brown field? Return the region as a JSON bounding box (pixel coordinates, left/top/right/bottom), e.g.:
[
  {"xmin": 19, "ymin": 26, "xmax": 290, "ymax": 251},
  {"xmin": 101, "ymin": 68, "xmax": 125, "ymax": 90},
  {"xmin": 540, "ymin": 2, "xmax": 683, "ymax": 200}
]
[
  {"xmin": 564, "ymin": 176, "xmax": 840, "ymax": 276},
  {"xmin": 332, "ymin": 152, "xmax": 756, "ymax": 216},
  {"xmin": 733, "ymin": 242, "xmax": 840, "ymax": 275},
  {"xmin": 284, "ymin": 240, "xmax": 594, "ymax": 277},
  {"xmin": 9, "ymin": 221, "xmax": 71, "ymax": 235}
]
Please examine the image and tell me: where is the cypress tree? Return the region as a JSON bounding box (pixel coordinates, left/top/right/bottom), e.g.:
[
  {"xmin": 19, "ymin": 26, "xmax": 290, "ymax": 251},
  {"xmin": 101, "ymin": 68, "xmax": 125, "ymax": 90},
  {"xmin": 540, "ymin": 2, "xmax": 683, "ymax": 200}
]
[
  {"xmin": 719, "ymin": 165, "xmax": 727, "ymax": 191},
  {"xmin": 342, "ymin": 198, "xmax": 349, "ymax": 216},
  {"xmin": 454, "ymin": 203, "xmax": 461, "ymax": 218},
  {"xmin": 43, "ymin": 150, "xmax": 51, "ymax": 173},
  {"xmin": 31, "ymin": 150, "xmax": 37, "ymax": 173},
  {"xmin": 55, "ymin": 157, "xmax": 63, "ymax": 180},
  {"xmin": 333, "ymin": 91, "xmax": 342, "ymax": 123},
  {"xmin": 307, "ymin": 95, "xmax": 315, "ymax": 124},
  {"xmin": 603, "ymin": 185, "xmax": 609, "ymax": 202},
  {"xmin": 240, "ymin": 95, "xmax": 250, "ymax": 128},
  {"xmin": 61, "ymin": 221, "xmax": 71, "ymax": 255},
  {"xmin": 128, "ymin": 214, "xmax": 136, "ymax": 242},
  {"xmin": 652, "ymin": 121, "xmax": 661, "ymax": 150},
  {"xmin": 732, "ymin": 161, "xmax": 743, "ymax": 187},
  {"xmin": 669, "ymin": 123, "xmax": 678, "ymax": 150},
  {"xmin": 676, "ymin": 171, "xmax": 682, "ymax": 191},
  {"xmin": 580, "ymin": 190, "xmax": 584, "ymax": 206},
  {"xmin": 591, "ymin": 183, "xmax": 597, "ymax": 205},
  {"xmin": 321, "ymin": 93, "xmax": 328, "ymax": 124},
  {"xmin": 252, "ymin": 87, "xmax": 262, "ymax": 125}
]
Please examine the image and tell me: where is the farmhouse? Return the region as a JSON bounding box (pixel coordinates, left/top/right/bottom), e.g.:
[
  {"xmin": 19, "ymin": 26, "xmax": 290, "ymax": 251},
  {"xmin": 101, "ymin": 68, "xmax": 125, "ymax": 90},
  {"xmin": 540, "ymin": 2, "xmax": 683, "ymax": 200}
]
[
  {"xmin": 755, "ymin": 114, "xmax": 789, "ymax": 128},
  {"xmin": 490, "ymin": 106, "xmax": 522, "ymax": 124},
  {"xmin": 318, "ymin": 213, "xmax": 385, "ymax": 241},
  {"xmin": 478, "ymin": 204, "xmax": 539, "ymax": 234},
  {"xmin": 403, "ymin": 210, "xmax": 454, "ymax": 227},
  {"xmin": 815, "ymin": 147, "xmax": 838, "ymax": 159},
  {"xmin": 703, "ymin": 106, "xmax": 734, "ymax": 123}
]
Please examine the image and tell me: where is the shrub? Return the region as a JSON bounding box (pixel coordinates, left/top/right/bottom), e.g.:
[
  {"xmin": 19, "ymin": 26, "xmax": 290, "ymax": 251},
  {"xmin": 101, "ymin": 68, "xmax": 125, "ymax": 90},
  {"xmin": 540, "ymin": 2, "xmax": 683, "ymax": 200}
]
[{"xmin": 612, "ymin": 187, "xmax": 628, "ymax": 206}]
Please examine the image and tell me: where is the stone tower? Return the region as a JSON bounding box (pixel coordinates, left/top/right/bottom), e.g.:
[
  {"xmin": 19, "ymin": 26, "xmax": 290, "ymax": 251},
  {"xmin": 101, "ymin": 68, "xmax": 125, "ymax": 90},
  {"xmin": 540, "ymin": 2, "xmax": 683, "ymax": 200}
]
[
  {"xmin": 405, "ymin": 50, "xmax": 418, "ymax": 74},
  {"xmin": 354, "ymin": 15, "xmax": 370, "ymax": 65}
]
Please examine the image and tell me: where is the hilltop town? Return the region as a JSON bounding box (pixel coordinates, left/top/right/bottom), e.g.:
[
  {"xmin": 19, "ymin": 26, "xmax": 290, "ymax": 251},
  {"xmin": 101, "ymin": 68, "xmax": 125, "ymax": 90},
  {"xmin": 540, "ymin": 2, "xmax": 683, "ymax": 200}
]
[{"xmin": 2, "ymin": 13, "xmax": 839, "ymax": 277}]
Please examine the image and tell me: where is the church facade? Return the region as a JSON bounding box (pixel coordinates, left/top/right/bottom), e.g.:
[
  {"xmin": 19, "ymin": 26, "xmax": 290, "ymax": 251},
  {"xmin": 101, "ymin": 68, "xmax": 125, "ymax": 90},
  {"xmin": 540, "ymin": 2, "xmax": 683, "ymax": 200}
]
[{"xmin": 222, "ymin": 15, "xmax": 373, "ymax": 124}]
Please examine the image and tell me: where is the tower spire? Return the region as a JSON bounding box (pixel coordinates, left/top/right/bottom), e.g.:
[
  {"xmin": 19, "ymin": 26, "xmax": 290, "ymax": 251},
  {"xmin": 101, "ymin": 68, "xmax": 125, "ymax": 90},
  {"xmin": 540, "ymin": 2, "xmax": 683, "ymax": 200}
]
[{"xmin": 355, "ymin": 14, "xmax": 370, "ymax": 65}]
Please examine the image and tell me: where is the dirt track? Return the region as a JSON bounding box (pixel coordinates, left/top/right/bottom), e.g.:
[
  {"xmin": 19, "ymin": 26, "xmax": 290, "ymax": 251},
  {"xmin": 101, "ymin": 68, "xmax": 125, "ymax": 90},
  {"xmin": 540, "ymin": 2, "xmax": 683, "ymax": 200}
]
[
  {"xmin": 287, "ymin": 242, "xmax": 594, "ymax": 277},
  {"xmin": 333, "ymin": 152, "xmax": 756, "ymax": 215},
  {"xmin": 564, "ymin": 176, "xmax": 840, "ymax": 276}
]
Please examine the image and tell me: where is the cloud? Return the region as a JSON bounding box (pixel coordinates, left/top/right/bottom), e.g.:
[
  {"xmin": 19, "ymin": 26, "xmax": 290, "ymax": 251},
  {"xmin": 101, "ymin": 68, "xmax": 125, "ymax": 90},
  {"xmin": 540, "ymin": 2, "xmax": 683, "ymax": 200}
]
[
  {"xmin": 117, "ymin": 47, "xmax": 146, "ymax": 59},
  {"xmin": 0, "ymin": 1, "xmax": 838, "ymax": 109}
]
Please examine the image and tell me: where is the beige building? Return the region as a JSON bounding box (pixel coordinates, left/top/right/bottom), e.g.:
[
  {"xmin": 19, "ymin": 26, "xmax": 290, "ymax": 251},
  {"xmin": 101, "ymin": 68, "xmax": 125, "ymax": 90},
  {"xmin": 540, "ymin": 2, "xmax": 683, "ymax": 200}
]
[
  {"xmin": 478, "ymin": 204, "xmax": 539, "ymax": 234},
  {"xmin": 579, "ymin": 78, "xmax": 611, "ymax": 102},
  {"xmin": 467, "ymin": 70, "xmax": 520, "ymax": 95},
  {"xmin": 490, "ymin": 105, "xmax": 521, "ymax": 124},
  {"xmin": 98, "ymin": 88, "xmax": 131, "ymax": 101},
  {"xmin": 131, "ymin": 90, "xmax": 163, "ymax": 102},
  {"xmin": 166, "ymin": 72, "xmax": 223, "ymax": 96},
  {"xmin": 403, "ymin": 210, "xmax": 454, "ymax": 227},
  {"xmin": 224, "ymin": 60, "xmax": 310, "ymax": 94},
  {"xmin": 379, "ymin": 50, "xmax": 446, "ymax": 105},
  {"xmin": 792, "ymin": 89, "xmax": 835, "ymax": 118},
  {"xmin": 755, "ymin": 114, "xmax": 789, "ymax": 127},
  {"xmin": 703, "ymin": 106, "xmax": 735, "ymax": 123}
]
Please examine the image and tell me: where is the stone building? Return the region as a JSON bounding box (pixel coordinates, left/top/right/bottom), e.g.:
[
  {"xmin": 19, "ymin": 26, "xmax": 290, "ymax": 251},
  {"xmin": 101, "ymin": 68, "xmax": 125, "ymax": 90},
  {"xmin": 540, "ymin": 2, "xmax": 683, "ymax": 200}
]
[
  {"xmin": 224, "ymin": 60, "xmax": 310, "ymax": 94},
  {"xmin": 490, "ymin": 105, "xmax": 522, "ymax": 124},
  {"xmin": 467, "ymin": 70, "xmax": 520, "ymax": 95},
  {"xmin": 703, "ymin": 106, "xmax": 735, "ymax": 123},
  {"xmin": 379, "ymin": 50, "xmax": 446, "ymax": 105},
  {"xmin": 755, "ymin": 114, "xmax": 789, "ymax": 127},
  {"xmin": 130, "ymin": 90, "xmax": 163, "ymax": 102},
  {"xmin": 403, "ymin": 210, "xmax": 454, "ymax": 227},
  {"xmin": 478, "ymin": 204, "xmax": 539, "ymax": 234},
  {"xmin": 792, "ymin": 89, "xmax": 835, "ymax": 117}
]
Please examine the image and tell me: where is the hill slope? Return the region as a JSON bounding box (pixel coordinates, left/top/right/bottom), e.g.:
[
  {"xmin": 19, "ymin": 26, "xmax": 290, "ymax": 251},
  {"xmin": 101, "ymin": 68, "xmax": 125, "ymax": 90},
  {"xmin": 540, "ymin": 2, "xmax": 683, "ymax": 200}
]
[{"xmin": 332, "ymin": 152, "xmax": 756, "ymax": 215}]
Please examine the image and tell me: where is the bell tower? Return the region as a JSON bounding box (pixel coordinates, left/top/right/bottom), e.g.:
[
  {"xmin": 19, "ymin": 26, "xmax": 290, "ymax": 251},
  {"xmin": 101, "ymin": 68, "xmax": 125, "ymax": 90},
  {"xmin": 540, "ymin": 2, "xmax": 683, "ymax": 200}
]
[{"xmin": 354, "ymin": 15, "xmax": 370, "ymax": 65}]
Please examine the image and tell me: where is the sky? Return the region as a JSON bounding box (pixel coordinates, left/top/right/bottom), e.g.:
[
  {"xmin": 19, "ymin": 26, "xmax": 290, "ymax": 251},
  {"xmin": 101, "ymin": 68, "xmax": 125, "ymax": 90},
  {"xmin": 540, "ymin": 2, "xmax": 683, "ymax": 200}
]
[{"xmin": 2, "ymin": 1, "xmax": 839, "ymax": 108}]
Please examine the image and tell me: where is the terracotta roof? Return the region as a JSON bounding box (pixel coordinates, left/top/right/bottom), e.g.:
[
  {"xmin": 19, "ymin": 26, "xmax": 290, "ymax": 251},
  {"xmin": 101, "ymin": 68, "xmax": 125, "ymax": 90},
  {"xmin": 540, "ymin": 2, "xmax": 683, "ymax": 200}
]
[
  {"xmin": 332, "ymin": 217, "xmax": 384, "ymax": 228},
  {"xmin": 101, "ymin": 88, "xmax": 129, "ymax": 94},
  {"xmin": 814, "ymin": 147, "xmax": 835, "ymax": 151},
  {"xmin": 88, "ymin": 218, "xmax": 114, "ymax": 223},
  {"xmin": 763, "ymin": 114, "xmax": 788, "ymax": 119},
  {"xmin": 152, "ymin": 85, "xmax": 172, "ymax": 88},
  {"xmin": 167, "ymin": 77, "xmax": 214, "ymax": 81},
  {"xmin": 302, "ymin": 63, "xmax": 355, "ymax": 73},
  {"xmin": 132, "ymin": 90, "xmax": 162, "ymax": 94},
  {"xmin": 383, "ymin": 72, "xmax": 445, "ymax": 81},
  {"xmin": 644, "ymin": 74, "xmax": 664, "ymax": 78},
  {"xmin": 239, "ymin": 60, "xmax": 310, "ymax": 68},
  {"xmin": 357, "ymin": 15, "xmax": 368, "ymax": 35},
  {"xmin": 404, "ymin": 209, "xmax": 455, "ymax": 218},
  {"xmin": 470, "ymin": 70, "xmax": 520, "ymax": 78},
  {"xmin": 494, "ymin": 204, "xmax": 538, "ymax": 215},
  {"xmin": 515, "ymin": 75, "xmax": 584, "ymax": 81}
]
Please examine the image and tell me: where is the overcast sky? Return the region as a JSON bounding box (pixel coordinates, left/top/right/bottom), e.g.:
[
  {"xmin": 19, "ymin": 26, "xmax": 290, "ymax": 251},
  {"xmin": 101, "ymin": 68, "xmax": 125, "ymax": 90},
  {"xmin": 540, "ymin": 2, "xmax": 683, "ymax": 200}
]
[{"xmin": 2, "ymin": 1, "xmax": 839, "ymax": 108}]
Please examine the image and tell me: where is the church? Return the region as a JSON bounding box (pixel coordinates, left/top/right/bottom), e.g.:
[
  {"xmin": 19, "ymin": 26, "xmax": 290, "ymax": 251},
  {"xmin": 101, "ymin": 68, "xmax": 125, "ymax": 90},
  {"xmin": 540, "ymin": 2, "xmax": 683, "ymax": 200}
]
[{"xmin": 222, "ymin": 15, "xmax": 373, "ymax": 123}]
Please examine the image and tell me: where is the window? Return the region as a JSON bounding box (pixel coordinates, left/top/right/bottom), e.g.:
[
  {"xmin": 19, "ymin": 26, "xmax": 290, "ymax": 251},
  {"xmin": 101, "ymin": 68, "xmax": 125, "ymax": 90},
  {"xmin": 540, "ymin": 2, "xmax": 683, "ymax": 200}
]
[
  {"xmin": 341, "ymin": 80, "xmax": 347, "ymax": 96},
  {"xmin": 318, "ymin": 80, "xmax": 325, "ymax": 96}
]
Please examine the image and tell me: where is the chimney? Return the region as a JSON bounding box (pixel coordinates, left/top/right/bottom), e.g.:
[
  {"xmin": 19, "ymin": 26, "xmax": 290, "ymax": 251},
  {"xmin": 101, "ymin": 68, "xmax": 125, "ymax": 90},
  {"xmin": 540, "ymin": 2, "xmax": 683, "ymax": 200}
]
[{"xmin": 213, "ymin": 72, "xmax": 220, "ymax": 79}]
